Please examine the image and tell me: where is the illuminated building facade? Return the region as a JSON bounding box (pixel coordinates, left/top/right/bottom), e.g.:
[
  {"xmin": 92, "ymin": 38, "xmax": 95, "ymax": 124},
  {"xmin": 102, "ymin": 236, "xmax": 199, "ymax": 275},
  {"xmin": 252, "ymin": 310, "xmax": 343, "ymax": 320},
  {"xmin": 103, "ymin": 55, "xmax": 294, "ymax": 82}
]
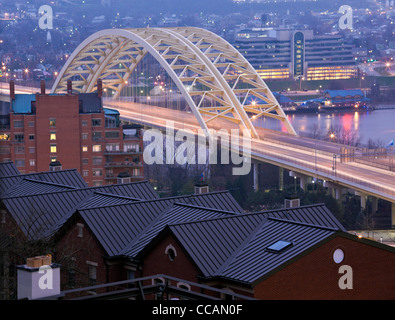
[
  {"xmin": 233, "ymin": 29, "xmax": 357, "ymax": 81},
  {"xmin": 0, "ymin": 80, "xmax": 144, "ymax": 186}
]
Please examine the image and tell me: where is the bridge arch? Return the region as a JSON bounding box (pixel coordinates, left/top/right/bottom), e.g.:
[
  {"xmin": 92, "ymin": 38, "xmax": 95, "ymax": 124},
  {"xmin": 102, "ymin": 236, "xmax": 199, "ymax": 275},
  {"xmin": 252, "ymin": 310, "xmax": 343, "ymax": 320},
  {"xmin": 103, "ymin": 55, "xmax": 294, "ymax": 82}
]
[{"xmin": 51, "ymin": 27, "xmax": 296, "ymax": 138}]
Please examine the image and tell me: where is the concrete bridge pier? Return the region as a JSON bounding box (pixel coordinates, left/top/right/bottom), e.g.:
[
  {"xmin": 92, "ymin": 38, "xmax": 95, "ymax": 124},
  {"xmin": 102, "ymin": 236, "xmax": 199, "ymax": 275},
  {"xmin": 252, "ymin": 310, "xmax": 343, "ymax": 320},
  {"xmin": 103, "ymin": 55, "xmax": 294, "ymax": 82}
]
[
  {"xmin": 323, "ymin": 181, "xmax": 343, "ymax": 200},
  {"xmin": 253, "ymin": 161, "xmax": 259, "ymax": 192},
  {"xmin": 279, "ymin": 167, "xmax": 284, "ymax": 191},
  {"xmin": 355, "ymin": 191, "xmax": 367, "ymax": 210},
  {"xmin": 289, "ymin": 171, "xmax": 308, "ymax": 191}
]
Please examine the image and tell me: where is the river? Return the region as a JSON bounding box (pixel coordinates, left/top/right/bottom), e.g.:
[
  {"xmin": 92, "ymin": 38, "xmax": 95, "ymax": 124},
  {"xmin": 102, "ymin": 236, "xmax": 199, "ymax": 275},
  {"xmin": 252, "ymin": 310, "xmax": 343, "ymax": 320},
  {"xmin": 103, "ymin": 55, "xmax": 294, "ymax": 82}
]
[{"xmin": 255, "ymin": 107, "xmax": 395, "ymax": 146}]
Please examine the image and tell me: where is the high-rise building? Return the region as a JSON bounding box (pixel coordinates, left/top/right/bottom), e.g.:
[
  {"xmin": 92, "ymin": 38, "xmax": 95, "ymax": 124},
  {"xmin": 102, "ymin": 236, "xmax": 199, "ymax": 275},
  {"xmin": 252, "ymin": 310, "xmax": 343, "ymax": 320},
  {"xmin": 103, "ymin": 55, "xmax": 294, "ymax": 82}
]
[
  {"xmin": 0, "ymin": 80, "xmax": 144, "ymax": 186},
  {"xmin": 233, "ymin": 29, "xmax": 357, "ymax": 81}
]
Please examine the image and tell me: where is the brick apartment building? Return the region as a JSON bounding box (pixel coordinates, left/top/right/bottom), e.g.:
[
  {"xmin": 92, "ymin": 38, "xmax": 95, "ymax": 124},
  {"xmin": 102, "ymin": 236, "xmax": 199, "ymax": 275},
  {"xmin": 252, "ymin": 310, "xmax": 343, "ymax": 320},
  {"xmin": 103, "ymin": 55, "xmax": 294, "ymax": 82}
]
[{"xmin": 0, "ymin": 80, "xmax": 143, "ymax": 186}]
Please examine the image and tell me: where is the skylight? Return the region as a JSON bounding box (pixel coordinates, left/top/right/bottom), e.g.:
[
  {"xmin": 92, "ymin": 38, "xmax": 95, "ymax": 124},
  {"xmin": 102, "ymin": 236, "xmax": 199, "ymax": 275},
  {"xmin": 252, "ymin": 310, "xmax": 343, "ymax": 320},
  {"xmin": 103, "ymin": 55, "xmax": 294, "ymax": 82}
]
[{"xmin": 266, "ymin": 240, "xmax": 293, "ymax": 253}]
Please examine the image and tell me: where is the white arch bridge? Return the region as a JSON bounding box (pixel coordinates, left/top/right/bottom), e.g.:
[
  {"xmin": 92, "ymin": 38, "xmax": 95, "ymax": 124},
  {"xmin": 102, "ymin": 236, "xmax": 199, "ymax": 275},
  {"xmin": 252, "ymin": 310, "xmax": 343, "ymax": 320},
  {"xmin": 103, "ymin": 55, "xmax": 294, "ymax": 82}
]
[
  {"xmin": 49, "ymin": 27, "xmax": 395, "ymax": 226},
  {"xmin": 51, "ymin": 27, "xmax": 295, "ymax": 139}
]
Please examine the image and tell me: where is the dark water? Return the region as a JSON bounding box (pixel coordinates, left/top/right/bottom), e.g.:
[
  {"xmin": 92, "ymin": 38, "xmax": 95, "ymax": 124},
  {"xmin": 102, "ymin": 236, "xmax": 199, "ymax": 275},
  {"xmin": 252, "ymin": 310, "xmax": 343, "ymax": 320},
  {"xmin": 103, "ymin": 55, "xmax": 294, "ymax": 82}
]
[{"xmin": 255, "ymin": 108, "xmax": 395, "ymax": 146}]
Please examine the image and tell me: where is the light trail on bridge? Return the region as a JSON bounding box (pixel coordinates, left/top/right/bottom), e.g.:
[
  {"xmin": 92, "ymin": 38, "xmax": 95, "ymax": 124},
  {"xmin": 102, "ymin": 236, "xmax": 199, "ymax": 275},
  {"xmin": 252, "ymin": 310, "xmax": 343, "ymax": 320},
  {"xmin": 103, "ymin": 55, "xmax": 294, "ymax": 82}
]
[{"xmin": 105, "ymin": 99, "xmax": 395, "ymax": 203}]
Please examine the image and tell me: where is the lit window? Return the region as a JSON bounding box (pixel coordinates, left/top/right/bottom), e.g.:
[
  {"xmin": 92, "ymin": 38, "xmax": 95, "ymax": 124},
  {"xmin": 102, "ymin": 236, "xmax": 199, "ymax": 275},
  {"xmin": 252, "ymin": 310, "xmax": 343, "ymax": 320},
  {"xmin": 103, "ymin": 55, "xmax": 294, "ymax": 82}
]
[
  {"xmin": 50, "ymin": 133, "xmax": 56, "ymax": 140},
  {"xmin": 29, "ymin": 159, "xmax": 35, "ymax": 166},
  {"xmin": 92, "ymin": 144, "xmax": 101, "ymax": 152},
  {"xmin": 266, "ymin": 240, "xmax": 292, "ymax": 253},
  {"xmin": 50, "ymin": 145, "xmax": 57, "ymax": 153},
  {"xmin": 49, "ymin": 118, "xmax": 56, "ymax": 127},
  {"xmin": 82, "ymin": 146, "xmax": 88, "ymax": 152}
]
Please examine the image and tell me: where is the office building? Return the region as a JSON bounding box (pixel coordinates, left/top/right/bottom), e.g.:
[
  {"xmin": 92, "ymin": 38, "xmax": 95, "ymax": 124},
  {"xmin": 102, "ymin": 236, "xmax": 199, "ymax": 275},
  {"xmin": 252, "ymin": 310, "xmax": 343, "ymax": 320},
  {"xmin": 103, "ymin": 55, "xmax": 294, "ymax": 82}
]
[{"xmin": 233, "ymin": 28, "xmax": 358, "ymax": 81}]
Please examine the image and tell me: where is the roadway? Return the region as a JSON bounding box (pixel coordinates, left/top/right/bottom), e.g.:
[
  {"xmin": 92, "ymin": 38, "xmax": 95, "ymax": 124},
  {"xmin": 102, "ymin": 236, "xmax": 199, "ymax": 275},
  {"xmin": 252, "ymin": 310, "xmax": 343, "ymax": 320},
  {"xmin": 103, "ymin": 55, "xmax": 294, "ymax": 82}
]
[{"xmin": 105, "ymin": 99, "xmax": 395, "ymax": 204}]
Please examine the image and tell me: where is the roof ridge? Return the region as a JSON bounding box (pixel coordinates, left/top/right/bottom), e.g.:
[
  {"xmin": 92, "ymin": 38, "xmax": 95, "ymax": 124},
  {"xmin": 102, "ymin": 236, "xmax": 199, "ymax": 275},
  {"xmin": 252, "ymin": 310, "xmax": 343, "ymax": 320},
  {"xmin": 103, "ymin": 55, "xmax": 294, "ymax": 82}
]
[
  {"xmin": 0, "ymin": 168, "xmax": 79, "ymax": 180},
  {"xmin": 23, "ymin": 177, "xmax": 79, "ymax": 189},
  {"xmin": 0, "ymin": 186, "xmax": 92, "ymax": 199},
  {"xmin": 267, "ymin": 216, "xmax": 340, "ymax": 231},
  {"xmin": 76, "ymin": 190, "xmax": 234, "ymax": 210}
]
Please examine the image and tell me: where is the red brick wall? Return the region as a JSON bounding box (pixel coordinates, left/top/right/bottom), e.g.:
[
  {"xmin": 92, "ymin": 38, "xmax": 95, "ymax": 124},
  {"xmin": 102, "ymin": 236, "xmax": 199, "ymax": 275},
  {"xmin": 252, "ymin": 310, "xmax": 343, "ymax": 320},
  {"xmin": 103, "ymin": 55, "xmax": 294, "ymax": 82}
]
[
  {"xmin": 142, "ymin": 233, "xmax": 200, "ymax": 282},
  {"xmin": 35, "ymin": 94, "xmax": 81, "ymax": 173},
  {"xmin": 254, "ymin": 236, "xmax": 395, "ymax": 300},
  {"xmin": 56, "ymin": 217, "xmax": 108, "ymax": 291}
]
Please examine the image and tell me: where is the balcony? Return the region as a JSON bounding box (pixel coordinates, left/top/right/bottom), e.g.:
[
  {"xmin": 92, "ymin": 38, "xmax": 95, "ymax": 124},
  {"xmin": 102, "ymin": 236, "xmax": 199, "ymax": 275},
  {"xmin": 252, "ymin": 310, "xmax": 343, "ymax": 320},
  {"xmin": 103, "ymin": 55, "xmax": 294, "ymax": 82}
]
[
  {"xmin": 104, "ymin": 150, "xmax": 142, "ymax": 156},
  {"xmin": 104, "ymin": 161, "xmax": 143, "ymax": 168}
]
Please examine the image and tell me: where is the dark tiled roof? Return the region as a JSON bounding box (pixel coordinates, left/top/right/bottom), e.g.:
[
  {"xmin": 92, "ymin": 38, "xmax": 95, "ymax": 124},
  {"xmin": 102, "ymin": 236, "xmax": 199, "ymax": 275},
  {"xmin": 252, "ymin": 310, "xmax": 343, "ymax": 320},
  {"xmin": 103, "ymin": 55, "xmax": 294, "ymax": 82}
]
[
  {"xmin": 2, "ymin": 189, "xmax": 93, "ymax": 240},
  {"xmin": 215, "ymin": 218, "xmax": 337, "ymax": 285},
  {"xmin": 137, "ymin": 204, "xmax": 346, "ymax": 286},
  {"xmin": 77, "ymin": 191, "xmax": 242, "ymax": 257},
  {"xmin": 252, "ymin": 204, "xmax": 347, "ymax": 232},
  {"xmin": 88, "ymin": 181, "xmax": 159, "ymax": 200},
  {"xmin": 0, "ymin": 162, "xmax": 20, "ymax": 177},
  {"xmin": 123, "ymin": 203, "xmax": 239, "ymax": 258},
  {"xmin": 3, "ymin": 178, "xmax": 76, "ymax": 197},
  {"xmin": 0, "ymin": 169, "xmax": 87, "ymax": 195}
]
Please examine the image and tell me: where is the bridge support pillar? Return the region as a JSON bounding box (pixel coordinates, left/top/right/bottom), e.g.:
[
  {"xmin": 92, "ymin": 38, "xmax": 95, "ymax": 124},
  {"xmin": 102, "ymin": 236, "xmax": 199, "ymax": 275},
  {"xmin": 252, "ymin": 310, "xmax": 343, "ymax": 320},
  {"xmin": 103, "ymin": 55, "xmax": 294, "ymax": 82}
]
[
  {"xmin": 278, "ymin": 167, "xmax": 284, "ymax": 191},
  {"xmin": 371, "ymin": 196, "xmax": 378, "ymax": 213},
  {"xmin": 289, "ymin": 171, "xmax": 308, "ymax": 191},
  {"xmin": 355, "ymin": 191, "xmax": 367, "ymax": 210},
  {"xmin": 323, "ymin": 181, "xmax": 342, "ymax": 200},
  {"xmin": 253, "ymin": 162, "xmax": 259, "ymax": 192}
]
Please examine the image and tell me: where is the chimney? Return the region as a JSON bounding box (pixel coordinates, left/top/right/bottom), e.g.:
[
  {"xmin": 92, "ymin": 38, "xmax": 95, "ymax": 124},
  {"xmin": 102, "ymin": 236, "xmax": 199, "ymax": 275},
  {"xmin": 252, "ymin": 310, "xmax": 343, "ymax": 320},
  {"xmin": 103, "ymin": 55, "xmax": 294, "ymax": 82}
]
[
  {"xmin": 9, "ymin": 80, "xmax": 15, "ymax": 100},
  {"xmin": 97, "ymin": 78, "xmax": 102, "ymax": 98},
  {"xmin": 117, "ymin": 172, "xmax": 131, "ymax": 184},
  {"xmin": 284, "ymin": 195, "xmax": 300, "ymax": 208},
  {"xmin": 40, "ymin": 80, "xmax": 46, "ymax": 95},
  {"xmin": 49, "ymin": 161, "xmax": 62, "ymax": 172},
  {"xmin": 194, "ymin": 174, "xmax": 209, "ymax": 194},
  {"xmin": 67, "ymin": 80, "xmax": 72, "ymax": 94},
  {"xmin": 17, "ymin": 255, "xmax": 60, "ymax": 300}
]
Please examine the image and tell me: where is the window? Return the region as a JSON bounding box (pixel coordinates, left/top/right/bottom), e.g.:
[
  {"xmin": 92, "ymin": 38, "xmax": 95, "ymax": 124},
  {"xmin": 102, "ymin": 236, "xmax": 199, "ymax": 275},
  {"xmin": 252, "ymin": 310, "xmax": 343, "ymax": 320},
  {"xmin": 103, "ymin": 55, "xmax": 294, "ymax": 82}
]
[
  {"xmin": 14, "ymin": 134, "xmax": 24, "ymax": 142},
  {"xmin": 87, "ymin": 262, "xmax": 97, "ymax": 287},
  {"xmin": 77, "ymin": 223, "xmax": 84, "ymax": 237},
  {"xmin": 266, "ymin": 240, "xmax": 293, "ymax": 253},
  {"xmin": 29, "ymin": 159, "xmax": 35, "ymax": 166},
  {"xmin": 15, "ymin": 146, "xmax": 25, "ymax": 154},
  {"xmin": 81, "ymin": 120, "xmax": 87, "ymax": 126},
  {"xmin": 14, "ymin": 120, "xmax": 24, "ymax": 128},
  {"xmin": 165, "ymin": 245, "xmax": 177, "ymax": 261},
  {"xmin": 29, "ymin": 147, "xmax": 35, "ymax": 154},
  {"xmin": 123, "ymin": 143, "xmax": 139, "ymax": 152},
  {"xmin": 15, "ymin": 159, "xmax": 25, "ymax": 167},
  {"xmin": 83, "ymin": 170, "xmax": 88, "ymax": 177},
  {"xmin": 29, "ymin": 134, "xmax": 35, "ymax": 141},
  {"xmin": 50, "ymin": 157, "xmax": 57, "ymax": 162},
  {"xmin": 92, "ymin": 131, "xmax": 102, "ymax": 140},
  {"xmin": 106, "ymin": 143, "xmax": 119, "ymax": 152},
  {"xmin": 82, "ymin": 133, "xmax": 88, "ymax": 140},
  {"xmin": 92, "ymin": 119, "xmax": 101, "ymax": 127},
  {"xmin": 82, "ymin": 146, "xmax": 88, "ymax": 152},
  {"xmin": 92, "ymin": 144, "xmax": 101, "ymax": 152},
  {"xmin": 92, "ymin": 169, "xmax": 102, "ymax": 177},
  {"xmin": 28, "ymin": 121, "xmax": 35, "ymax": 127},
  {"xmin": 92, "ymin": 157, "xmax": 102, "ymax": 165},
  {"xmin": 49, "ymin": 118, "xmax": 56, "ymax": 127},
  {"xmin": 82, "ymin": 158, "xmax": 88, "ymax": 165},
  {"xmin": 105, "ymin": 131, "xmax": 119, "ymax": 139},
  {"xmin": 50, "ymin": 144, "xmax": 57, "ymax": 153},
  {"xmin": 50, "ymin": 133, "xmax": 56, "ymax": 140}
]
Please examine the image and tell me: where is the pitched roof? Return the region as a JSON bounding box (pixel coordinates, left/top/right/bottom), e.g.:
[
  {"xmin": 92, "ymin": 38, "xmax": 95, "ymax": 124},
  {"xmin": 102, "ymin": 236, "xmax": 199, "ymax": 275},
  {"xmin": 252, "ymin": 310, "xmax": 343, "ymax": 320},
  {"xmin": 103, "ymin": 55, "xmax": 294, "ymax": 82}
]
[
  {"xmin": 0, "ymin": 169, "xmax": 87, "ymax": 196},
  {"xmin": 215, "ymin": 218, "xmax": 336, "ymax": 285},
  {"xmin": 122, "ymin": 203, "xmax": 239, "ymax": 259},
  {"xmin": 77, "ymin": 191, "xmax": 243, "ymax": 257},
  {"xmin": 2, "ymin": 188, "xmax": 93, "ymax": 240},
  {"xmin": 137, "ymin": 204, "xmax": 346, "ymax": 286},
  {"xmin": 0, "ymin": 161, "xmax": 20, "ymax": 177},
  {"xmin": 88, "ymin": 180, "xmax": 159, "ymax": 200}
]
